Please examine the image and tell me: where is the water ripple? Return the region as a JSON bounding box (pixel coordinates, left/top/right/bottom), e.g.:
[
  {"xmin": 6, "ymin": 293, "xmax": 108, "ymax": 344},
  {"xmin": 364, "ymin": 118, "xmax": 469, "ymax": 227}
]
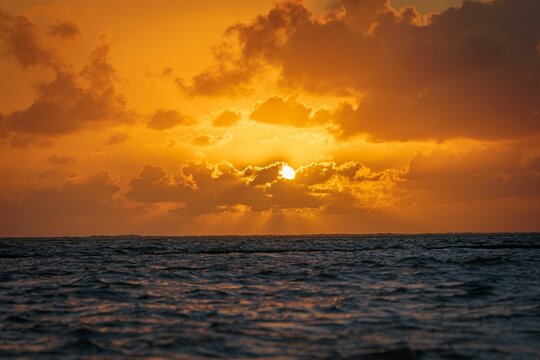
[{"xmin": 0, "ymin": 233, "xmax": 539, "ymax": 359}]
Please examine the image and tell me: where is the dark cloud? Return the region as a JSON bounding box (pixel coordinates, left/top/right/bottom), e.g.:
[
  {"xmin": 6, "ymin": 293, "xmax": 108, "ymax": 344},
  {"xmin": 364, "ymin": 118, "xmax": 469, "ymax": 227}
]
[
  {"xmin": 39, "ymin": 169, "xmax": 62, "ymax": 179},
  {"xmin": 528, "ymin": 156, "xmax": 540, "ymax": 172},
  {"xmin": 191, "ymin": 133, "xmax": 231, "ymax": 147},
  {"xmin": 162, "ymin": 67, "xmax": 174, "ymax": 77},
  {"xmin": 177, "ymin": 67, "xmax": 254, "ymax": 97},
  {"xmin": 330, "ymin": 0, "xmax": 394, "ymax": 33},
  {"xmin": 295, "ymin": 161, "xmax": 373, "ymax": 185},
  {"xmin": 1, "ymin": 133, "xmax": 53, "ymax": 148},
  {"xmin": 401, "ymin": 146, "xmax": 540, "ymax": 203},
  {"xmin": 48, "ymin": 20, "xmax": 80, "ymax": 40},
  {"xmin": 250, "ymin": 96, "xmax": 329, "ymax": 127},
  {"xmin": 191, "ymin": 135, "xmax": 212, "ymax": 146},
  {"xmin": 105, "ymin": 131, "xmax": 129, "ymax": 145},
  {"xmin": 0, "ymin": 172, "xmax": 121, "ymax": 235},
  {"xmin": 187, "ymin": 0, "xmax": 540, "ymax": 141},
  {"xmin": 127, "ymin": 160, "xmax": 396, "ymax": 215},
  {"xmin": 179, "ymin": 1, "xmax": 311, "ymax": 96},
  {"xmin": 48, "ymin": 154, "xmax": 76, "ymax": 165},
  {"xmin": 0, "ymin": 9, "xmax": 130, "ymax": 145},
  {"xmin": 2, "ymin": 42, "xmax": 128, "ymax": 136},
  {"xmin": 127, "ymin": 161, "xmax": 319, "ymax": 215},
  {"xmin": 212, "ymin": 110, "xmax": 241, "ymax": 127},
  {"xmin": 147, "ymin": 109, "xmax": 195, "ymax": 130},
  {"xmin": 0, "ymin": 8, "xmax": 54, "ymax": 67}
]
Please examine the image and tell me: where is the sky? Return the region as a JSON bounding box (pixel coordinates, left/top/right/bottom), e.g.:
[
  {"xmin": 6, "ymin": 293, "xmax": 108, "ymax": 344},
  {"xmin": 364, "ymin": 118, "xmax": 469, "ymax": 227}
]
[{"xmin": 0, "ymin": 0, "xmax": 539, "ymax": 236}]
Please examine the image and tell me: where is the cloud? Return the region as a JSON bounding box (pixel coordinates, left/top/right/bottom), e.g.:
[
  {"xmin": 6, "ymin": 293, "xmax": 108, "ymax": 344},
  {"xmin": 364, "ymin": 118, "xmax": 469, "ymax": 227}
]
[
  {"xmin": 105, "ymin": 131, "xmax": 129, "ymax": 145},
  {"xmin": 48, "ymin": 154, "xmax": 76, "ymax": 165},
  {"xmin": 330, "ymin": 0, "xmax": 394, "ymax": 33},
  {"xmin": 1, "ymin": 133, "xmax": 53, "ymax": 149},
  {"xmin": 127, "ymin": 160, "xmax": 397, "ymax": 216},
  {"xmin": 400, "ymin": 145, "xmax": 540, "ymax": 203},
  {"xmin": 528, "ymin": 156, "xmax": 540, "ymax": 172},
  {"xmin": 48, "ymin": 20, "xmax": 80, "ymax": 40},
  {"xmin": 162, "ymin": 67, "xmax": 174, "ymax": 77},
  {"xmin": 250, "ymin": 96, "xmax": 329, "ymax": 127},
  {"xmin": 179, "ymin": 1, "xmax": 311, "ymax": 96},
  {"xmin": 191, "ymin": 133, "xmax": 232, "ymax": 147},
  {"xmin": 0, "ymin": 172, "xmax": 121, "ymax": 235},
  {"xmin": 191, "ymin": 135, "xmax": 212, "ymax": 146},
  {"xmin": 127, "ymin": 161, "xmax": 321, "ymax": 215},
  {"xmin": 2, "ymin": 41, "xmax": 128, "ymax": 137},
  {"xmin": 0, "ymin": 9, "xmax": 130, "ymax": 145},
  {"xmin": 178, "ymin": 67, "xmax": 255, "ymax": 97},
  {"xmin": 295, "ymin": 161, "xmax": 372, "ymax": 185},
  {"xmin": 3, "ymin": 150, "xmax": 538, "ymax": 234},
  {"xmin": 0, "ymin": 8, "xmax": 54, "ymax": 67},
  {"xmin": 147, "ymin": 109, "xmax": 195, "ymax": 130},
  {"xmin": 39, "ymin": 169, "xmax": 62, "ymax": 179},
  {"xmin": 187, "ymin": 0, "xmax": 540, "ymax": 141},
  {"xmin": 212, "ymin": 110, "xmax": 241, "ymax": 127}
]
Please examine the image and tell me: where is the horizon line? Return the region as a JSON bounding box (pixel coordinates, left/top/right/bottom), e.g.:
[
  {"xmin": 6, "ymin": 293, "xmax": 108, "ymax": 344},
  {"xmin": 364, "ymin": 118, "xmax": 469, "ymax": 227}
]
[{"xmin": 1, "ymin": 231, "xmax": 539, "ymax": 239}]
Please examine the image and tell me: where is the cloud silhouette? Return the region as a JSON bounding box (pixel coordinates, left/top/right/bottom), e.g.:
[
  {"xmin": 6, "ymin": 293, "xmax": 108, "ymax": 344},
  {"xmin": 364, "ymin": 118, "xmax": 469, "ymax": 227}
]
[
  {"xmin": 185, "ymin": 0, "xmax": 540, "ymax": 141},
  {"xmin": 48, "ymin": 20, "xmax": 80, "ymax": 40},
  {"xmin": 127, "ymin": 160, "xmax": 398, "ymax": 215},
  {"xmin": 250, "ymin": 96, "xmax": 329, "ymax": 127},
  {"xmin": 191, "ymin": 133, "xmax": 232, "ymax": 147},
  {"xmin": 212, "ymin": 110, "xmax": 241, "ymax": 127},
  {"xmin": 105, "ymin": 132, "xmax": 130, "ymax": 145},
  {"xmin": 147, "ymin": 109, "xmax": 195, "ymax": 130},
  {"xmin": 48, "ymin": 155, "xmax": 76, "ymax": 165},
  {"xmin": 0, "ymin": 172, "xmax": 121, "ymax": 235},
  {"xmin": 0, "ymin": 9, "xmax": 130, "ymax": 146},
  {"xmin": 0, "ymin": 8, "xmax": 53, "ymax": 67},
  {"xmin": 401, "ymin": 145, "xmax": 540, "ymax": 203}
]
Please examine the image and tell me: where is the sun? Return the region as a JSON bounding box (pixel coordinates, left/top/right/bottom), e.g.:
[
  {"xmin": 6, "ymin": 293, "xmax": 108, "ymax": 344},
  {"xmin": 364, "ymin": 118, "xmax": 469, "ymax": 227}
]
[{"xmin": 280, "ymin": 165, "xmax": 296, "ymax": 180}]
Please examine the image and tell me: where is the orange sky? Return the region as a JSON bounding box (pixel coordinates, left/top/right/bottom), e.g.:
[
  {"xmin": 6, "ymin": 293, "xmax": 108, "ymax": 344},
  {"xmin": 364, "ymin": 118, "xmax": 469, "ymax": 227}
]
[{"xmin": 1, "ymin": 0, "xmax": 539, "ymax": 236}]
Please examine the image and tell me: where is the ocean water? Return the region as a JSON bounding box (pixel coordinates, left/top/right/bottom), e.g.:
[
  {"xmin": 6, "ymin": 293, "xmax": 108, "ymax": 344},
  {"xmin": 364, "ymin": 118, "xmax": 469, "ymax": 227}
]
[{"xmin": 0, "ymin": 234, "xmax": 539, "ymax": 359}]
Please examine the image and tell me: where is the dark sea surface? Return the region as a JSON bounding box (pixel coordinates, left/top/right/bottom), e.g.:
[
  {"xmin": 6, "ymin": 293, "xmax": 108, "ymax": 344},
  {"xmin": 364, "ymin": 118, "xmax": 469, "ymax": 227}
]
[{"xmin": 0, "ymin": 233, "xmax": 539, "ymax": 359}]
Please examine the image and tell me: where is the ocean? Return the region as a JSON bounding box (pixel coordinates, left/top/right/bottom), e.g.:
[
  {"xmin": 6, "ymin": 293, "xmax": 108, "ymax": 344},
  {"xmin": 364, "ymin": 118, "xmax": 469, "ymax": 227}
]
[{"xmin": 0, "ymin": 233, "xmax": 539, "ymax": 359}]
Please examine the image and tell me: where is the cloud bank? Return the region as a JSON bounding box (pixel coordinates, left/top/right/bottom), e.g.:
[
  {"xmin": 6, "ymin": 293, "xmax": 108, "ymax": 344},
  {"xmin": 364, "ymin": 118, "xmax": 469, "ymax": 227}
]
[{"xmin": 186, "ymin": 0, "xmax": 540, "ymax": 141}]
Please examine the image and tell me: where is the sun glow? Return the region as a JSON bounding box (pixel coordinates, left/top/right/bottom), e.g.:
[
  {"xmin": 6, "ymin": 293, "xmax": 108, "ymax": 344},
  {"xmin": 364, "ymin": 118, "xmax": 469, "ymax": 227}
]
[{"xmin": 280, "ymin": 165, "xmax": 296, "ymax": 180}]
